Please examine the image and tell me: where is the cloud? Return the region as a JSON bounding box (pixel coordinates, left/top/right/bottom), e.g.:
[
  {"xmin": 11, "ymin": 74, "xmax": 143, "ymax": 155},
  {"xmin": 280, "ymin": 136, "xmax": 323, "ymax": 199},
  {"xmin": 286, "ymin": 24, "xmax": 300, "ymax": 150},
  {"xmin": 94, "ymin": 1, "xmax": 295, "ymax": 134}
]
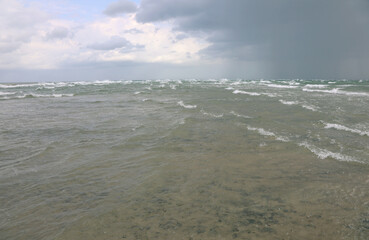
[
  {"xmin": 0, "ymin": 0, "xmax": 49, "ymax": 54},
  {"xmin": 124, "ymin": 28, "xmax": 144, "ymax": 34},
  {"xmin": 46, "ymin": 27, "xmax": 70, "ymax": 40},
  {"xmin": 136, "ymin": 0, "xmax": 209, "ymax": 23},
  {"xmin": 0, "ymin": 0, "xmax": 209, "ymax": 72},
  {"xmin": 136, "ymin": 0, "xmax": 369, "ymax": 79},
  {"xmin": 87, "ymin": 36, "xmax": 136, "ymax": 50},
  {"xmin": 103, "ymin": 0, "xmax": 137, "ymax": 17}
]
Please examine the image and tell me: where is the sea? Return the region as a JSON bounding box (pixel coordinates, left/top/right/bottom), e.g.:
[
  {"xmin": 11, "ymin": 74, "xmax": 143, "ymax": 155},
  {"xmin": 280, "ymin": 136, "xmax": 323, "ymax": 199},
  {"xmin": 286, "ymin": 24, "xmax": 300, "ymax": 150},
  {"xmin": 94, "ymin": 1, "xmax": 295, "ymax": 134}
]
[{"xmin": 0, "ymin": 79, "xmax": 368, "ymax": 239}]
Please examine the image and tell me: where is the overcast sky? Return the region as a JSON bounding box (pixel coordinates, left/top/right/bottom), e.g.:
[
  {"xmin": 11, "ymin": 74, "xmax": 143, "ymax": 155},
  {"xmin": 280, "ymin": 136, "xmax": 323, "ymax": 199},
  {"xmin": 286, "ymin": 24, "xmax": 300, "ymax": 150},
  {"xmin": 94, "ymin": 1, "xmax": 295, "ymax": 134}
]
[{"xmin": 1, "ymin": 0, "xmax": 369, "ymax": 82}]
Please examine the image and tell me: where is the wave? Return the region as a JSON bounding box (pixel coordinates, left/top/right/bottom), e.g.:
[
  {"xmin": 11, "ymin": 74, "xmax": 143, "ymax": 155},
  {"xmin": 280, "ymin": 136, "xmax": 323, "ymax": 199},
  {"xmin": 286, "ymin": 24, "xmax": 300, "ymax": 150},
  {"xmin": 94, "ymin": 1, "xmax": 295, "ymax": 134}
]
[
  {"xmin": 304, "ymin": 84, "xmax": 329, "ymax": 88},
  {"xmin": 247, "ymin": 126, "xmax": 289, "ymax": 142},
  {"xmin": 279, "ymin": 100, "xmax": 299, "ymax": 105},
  {"xmin": 264, "ymin": 84, "xmax": 299, "ymax": 89},
  {"xmin": 324, "ymin": 123, "xmax": 369, "ymax": 137},
  {"xmin": 232, "ymin": 90, "xmax": 261, "ymax": 96},
  {"xmin": 230, "ymin": 111, "xmax": 252, "ymax": 119},
  {"xmin": 302, "ymin": 88, "xmax": 369, "ymax": 97},
  {"xmin": 279, "ymin": 100, "xmax": 318, "ymax": 111},
  {"xmin": 200, "ymin": 110, "xmax": 224, "ymax": 118},
  {"xmin": 301, "ymin": 104, "xmax": 319, "ymax": 111},
  {"xmin": 1, "ymin": 93, "xmax": 74, "ymax": 100},
  {"xmin": 0, "ymin": 80, "xmax": 125, "ymax": 89},
  {"xmin": 0, "ymin": 91, "xmax": 15, "ymax": 96},
  {"xmin": 298, "ymin": 142, "xmax": 362, "ymax": 163},
  {"xmin": 177, "ymin": 101, "xmax": 197, "ymax": 109},
  {"xmin": 261, "ymin": 92, "xmax": 278, "ymax": 97}
]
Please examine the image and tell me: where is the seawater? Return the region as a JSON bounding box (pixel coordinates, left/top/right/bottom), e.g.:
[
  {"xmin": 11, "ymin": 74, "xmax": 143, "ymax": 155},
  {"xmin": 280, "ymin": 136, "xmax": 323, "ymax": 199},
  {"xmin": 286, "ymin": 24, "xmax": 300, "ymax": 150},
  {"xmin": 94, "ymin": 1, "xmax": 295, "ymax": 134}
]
[{"xmin": 0, "ymin": 79, "xmax": 369, "ymax": 239}]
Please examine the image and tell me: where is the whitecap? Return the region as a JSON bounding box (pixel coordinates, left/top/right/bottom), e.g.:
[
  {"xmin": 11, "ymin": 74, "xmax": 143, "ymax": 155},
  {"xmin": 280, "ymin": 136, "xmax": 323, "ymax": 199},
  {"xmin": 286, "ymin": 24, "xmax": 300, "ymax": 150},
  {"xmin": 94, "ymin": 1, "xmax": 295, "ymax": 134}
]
[
  {"xmin": 261, "ymin": 93, "xmax": 278, "ymax": 97},
  {"xmin": 304, "ymin": 84, "xmax": 329, "ymax": 88},
  {"xmin": 230, "ymin": 111, "xmax": 252, "ymax": 119},
  {"xmin": 177, "ymin": 101, "xmax": 197, "ymax": 109},
  {"xmin": 298, "ymin": 142, "xmax": 362, "ymax": 163},
  {"xmin": 279, "ymin": 100, "xmax": 299, "ymax": 105},
  {"xmin": 324, "ymin": 123, "xmax": 369, "ymax": 137},
  {"xmin": 265, "ymin": 84, "xmax": 298, "ymax": 89},
  {"xmin": 0, "ymin": 91, "xmax": 15, "ymax": 96},
  {"xmin": 12, "ymin": 93, "xmax": 74, "ymax": 99},
  {"xmin": 200, "ymin": 109, "xmax": 224, "ymax": 118},
  {"xmin": 0, "ymin": 83, "xmax": 41, "ymax": 88},
  {"xmin": 279, "ymin": 100, "xmax": 319, "ymax": 111},
  {"xmin": 232, "ymin": 90, "xmax": 261, "ymax": 96},
  {"xmin": 247, "ymin": 126, "xmax": 289, "ymax": 142},
  {"xmin": 302, "ymin": 88, "xmax": 369, "ymax": 97},
  {"xmin": 301, "ymin": 104, "xmax": 319, "ymax": 112}
]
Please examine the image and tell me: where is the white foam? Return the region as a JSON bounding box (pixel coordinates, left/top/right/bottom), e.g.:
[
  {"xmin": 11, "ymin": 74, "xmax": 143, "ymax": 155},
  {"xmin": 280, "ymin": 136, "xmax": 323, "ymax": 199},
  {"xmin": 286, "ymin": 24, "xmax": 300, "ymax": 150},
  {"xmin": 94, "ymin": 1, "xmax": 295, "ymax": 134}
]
[
  {"xmin": 301, "ymin": 104, "xmax": 319, "ymax": 112},
  {"xmin": 11, "ymin": 93, "xmax": 74, "ymax": 99},
  {"xmin": 302, "ymin": 88, "xmax": 369, "ymax": 97},
  {"xmin": 0, "ymin": 91, "xmax": 15, "ymax": 96},
  {"xmin": 265, "ymin": 84, "xmax": 298, "ymax": 89},
  {"xmin": 279, "ymin": 100, "xmax": 298, "ymax": 105},
  {"xmin": 0, "ymin": 83, "xmax": 40, "ymax": 88},
  {"xmin": 0, "ymin": 80, "xmax": 124, "ymax": 89},
  {"xmin": 247, "ymin": 126, "xmax": 289, "ymax": 142},
  {"xmin": 225, "ymin": 87, "xmax": 234, "ymax": 90},
  {"xmin": 232, "ymin": 90, "xmax": 261, "ymax": 96},
  {"xmin": 200, "ymin": 110, "xmax": 224, "ymax": 118},
  {"xmin": 304, "ymin": 84, "xmax": 329, "ymax": 88},
  {"xmin": 324, "ymin": 123, "xmax": 369, "ymax": 137},
  {"xmin": 177, "ymin": 101, "xmax": 197, "ymax": 109},
  {"xmin": 262, "ymin": 93, "xmax": 278, "ymax": 97},
  {"xmin": 230, "ymin": 111, "xmax": 252, "ymax": 119},
  {"xmin": 134, "ymin": 91, "xmax": 141, "ymax": 95},
  {"xmin": 279, "ymin": 100, "xmax": 318, "ymax": 111},
  {"xmin": 298, "ymin": 142, "xmax": 361, "ymax": 163}
]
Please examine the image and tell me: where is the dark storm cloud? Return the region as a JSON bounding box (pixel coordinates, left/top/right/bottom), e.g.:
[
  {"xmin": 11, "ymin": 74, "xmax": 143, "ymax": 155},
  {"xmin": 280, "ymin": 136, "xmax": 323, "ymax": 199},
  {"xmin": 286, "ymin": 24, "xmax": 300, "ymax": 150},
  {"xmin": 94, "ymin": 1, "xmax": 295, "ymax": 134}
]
[
  {"xmin": 136, "ymin": 0, "xmax": 369, "ymax": 79},
  {"xmin": 103, "ymin": 0, "xmax": 137, "ymax": 17},
  {"xmin": 87, "ymin": 36, "xmax": 143, "ymax": 51}
]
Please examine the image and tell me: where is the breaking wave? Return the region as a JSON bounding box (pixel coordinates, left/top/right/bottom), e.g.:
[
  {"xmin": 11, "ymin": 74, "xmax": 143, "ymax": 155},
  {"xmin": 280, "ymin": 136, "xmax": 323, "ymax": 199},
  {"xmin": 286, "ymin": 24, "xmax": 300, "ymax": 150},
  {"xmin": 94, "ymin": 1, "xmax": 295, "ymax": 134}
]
[
  {"xmin": 324, "ymin": 123, "xmax": 369, "ymax": 137},
  {"xmin": 177, "ymin": 101, "xmax": 197, "ymax": 109}
]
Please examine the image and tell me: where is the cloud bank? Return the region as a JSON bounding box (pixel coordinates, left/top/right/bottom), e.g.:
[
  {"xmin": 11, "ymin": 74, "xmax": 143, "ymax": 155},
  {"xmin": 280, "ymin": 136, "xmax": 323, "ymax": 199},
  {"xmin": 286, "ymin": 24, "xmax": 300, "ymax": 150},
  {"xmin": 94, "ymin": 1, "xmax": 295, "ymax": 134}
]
[{"xmin": 1, "ymin": 0, "xmax": 369, "ymax": 81}]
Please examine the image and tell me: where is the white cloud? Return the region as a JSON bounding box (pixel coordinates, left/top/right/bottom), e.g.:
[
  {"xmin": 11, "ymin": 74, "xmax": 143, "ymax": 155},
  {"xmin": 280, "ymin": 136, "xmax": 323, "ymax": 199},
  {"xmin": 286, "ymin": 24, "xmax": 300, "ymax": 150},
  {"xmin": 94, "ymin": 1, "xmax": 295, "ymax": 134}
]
[{"xmin": 0, "ymin": 0, "xmax": 210, "ymax": 70}]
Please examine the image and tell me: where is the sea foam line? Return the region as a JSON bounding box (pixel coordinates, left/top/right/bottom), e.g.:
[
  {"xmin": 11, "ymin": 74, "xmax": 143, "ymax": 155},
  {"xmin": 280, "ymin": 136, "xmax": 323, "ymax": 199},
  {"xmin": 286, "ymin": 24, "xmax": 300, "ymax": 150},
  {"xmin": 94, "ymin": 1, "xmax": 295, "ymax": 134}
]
[
  {"xmin": 324, "ymin": 123, "xmax": 369, "ymax": 137},
  {"xmin": 298, "ymin": 142, "xmax": 362, "ymax": 163},
  {"xmin": 177, "ymin": 101, "xmax": 197, "ymax": 109}
]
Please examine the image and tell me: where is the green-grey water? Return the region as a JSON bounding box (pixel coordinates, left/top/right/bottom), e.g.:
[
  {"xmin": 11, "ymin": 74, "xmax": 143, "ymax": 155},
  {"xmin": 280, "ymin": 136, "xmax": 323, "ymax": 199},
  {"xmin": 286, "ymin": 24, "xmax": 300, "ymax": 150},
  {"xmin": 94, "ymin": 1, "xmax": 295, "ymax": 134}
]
[{"xmin": 1, "ymin": 79, "xmax": 369, "ymax": 239}]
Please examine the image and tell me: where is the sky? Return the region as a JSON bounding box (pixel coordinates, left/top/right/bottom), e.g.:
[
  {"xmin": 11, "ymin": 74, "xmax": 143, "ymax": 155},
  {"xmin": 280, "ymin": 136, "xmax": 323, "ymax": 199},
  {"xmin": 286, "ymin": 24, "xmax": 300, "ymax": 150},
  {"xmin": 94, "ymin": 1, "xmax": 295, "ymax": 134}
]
[{"xmin": 1, "ymin": 0, "xmax": 369, "ymax": 82}]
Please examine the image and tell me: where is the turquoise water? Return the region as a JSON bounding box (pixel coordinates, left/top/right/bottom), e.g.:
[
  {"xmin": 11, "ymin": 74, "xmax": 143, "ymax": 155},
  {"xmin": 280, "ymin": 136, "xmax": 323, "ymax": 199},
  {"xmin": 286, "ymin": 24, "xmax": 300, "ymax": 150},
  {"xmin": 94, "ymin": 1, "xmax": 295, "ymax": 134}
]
[{"xmin": 1, "ymin": 79, "xmax": 369, "ymax": 239}]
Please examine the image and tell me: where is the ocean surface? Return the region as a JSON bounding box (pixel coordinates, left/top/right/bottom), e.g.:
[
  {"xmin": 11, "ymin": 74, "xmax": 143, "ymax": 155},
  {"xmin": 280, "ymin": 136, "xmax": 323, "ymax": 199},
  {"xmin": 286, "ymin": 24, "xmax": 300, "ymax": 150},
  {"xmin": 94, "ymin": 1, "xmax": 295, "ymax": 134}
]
[{"xmin": 1, "ymin": 79, "xmax": 369, "ymax": 239}]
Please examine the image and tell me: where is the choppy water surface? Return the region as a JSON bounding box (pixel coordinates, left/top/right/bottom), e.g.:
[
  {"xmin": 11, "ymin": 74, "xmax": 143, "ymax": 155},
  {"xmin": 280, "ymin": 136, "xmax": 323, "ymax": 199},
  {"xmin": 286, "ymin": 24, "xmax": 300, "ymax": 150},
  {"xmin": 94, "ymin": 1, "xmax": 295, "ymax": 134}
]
[{"xmin": 1, "ymin": 79, "xmax": 369, "ymax": 239}]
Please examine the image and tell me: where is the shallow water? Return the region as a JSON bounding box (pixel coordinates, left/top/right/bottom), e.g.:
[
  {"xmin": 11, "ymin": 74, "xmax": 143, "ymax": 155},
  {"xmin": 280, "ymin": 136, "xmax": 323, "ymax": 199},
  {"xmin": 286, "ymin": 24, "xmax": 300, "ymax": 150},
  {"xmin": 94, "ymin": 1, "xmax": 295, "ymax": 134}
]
[{"xmin": 1, "ymin": 79, "xmax": 369, "ymax": 239}]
